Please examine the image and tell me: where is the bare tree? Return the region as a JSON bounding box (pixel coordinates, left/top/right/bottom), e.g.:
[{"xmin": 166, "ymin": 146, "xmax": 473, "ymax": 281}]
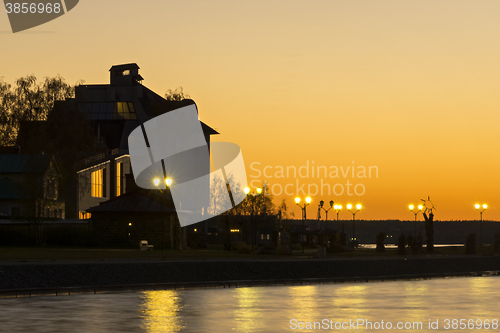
[{"xmin": 0, "ymin": 75, "xmax": 76, "ymax": 146}]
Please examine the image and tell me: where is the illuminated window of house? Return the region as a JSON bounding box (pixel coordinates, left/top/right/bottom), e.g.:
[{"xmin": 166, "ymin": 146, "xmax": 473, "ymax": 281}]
[
  {"xmin": 116, "ymin": 162, "xmax": 122, "ymax": 196},
  {"xmin": 77, "ymin": 102, "xmax": 137, "ymax": 120},
  {"xmin": 91, "ymin": 168, "xmax": 106, "ymax": 198},
  {"xmin": 79, "ymin": 211, "xmax": 91, "ymax": 219},
  {"xmin": 115, "ymin": 102, "xmax": 138, "ymax": 120}
]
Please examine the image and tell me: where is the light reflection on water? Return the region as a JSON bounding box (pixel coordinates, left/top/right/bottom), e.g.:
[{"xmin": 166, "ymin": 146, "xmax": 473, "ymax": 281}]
[{"xmin": 0, "ymin": 276, "xmax": 499, "ymax": 332}]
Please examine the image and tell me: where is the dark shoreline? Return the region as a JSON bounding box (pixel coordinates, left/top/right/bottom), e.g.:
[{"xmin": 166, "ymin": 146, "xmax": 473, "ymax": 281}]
[{"xmin": 1, "ymin": 256, "xmax": 500, "ymax": 298}]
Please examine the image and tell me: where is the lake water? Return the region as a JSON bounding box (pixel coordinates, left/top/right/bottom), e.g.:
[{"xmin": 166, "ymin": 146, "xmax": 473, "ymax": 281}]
[{"xmin": 0, "ymin": 276, "xmax": 499, "ymax": 332}]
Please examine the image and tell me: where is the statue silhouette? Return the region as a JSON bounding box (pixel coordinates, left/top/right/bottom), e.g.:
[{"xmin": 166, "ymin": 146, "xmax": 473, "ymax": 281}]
[{"xmin": 423, "ymin": 211, "xmax": 434, "ymax": 252}]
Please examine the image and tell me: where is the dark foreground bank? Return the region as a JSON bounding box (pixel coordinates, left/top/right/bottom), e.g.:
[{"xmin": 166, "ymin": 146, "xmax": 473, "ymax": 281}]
[{"xmin": 1, "ymin": 256, "xmax": 499, "ymax": 297}]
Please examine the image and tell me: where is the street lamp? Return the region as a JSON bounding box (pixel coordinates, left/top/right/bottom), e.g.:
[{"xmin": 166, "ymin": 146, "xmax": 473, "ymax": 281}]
[
  {"xmin": 347, "ymin": 204, "xmax": 362, "ymax": 242},
  {"xmin": 154, "ymin": 177, "xmax": 172, "ymax": 251},
  {"xmin": 409, "ymin": 204, "xmax": 423, "ymax": 236},
  {"xmin": 318, "ymin": 200, "xmax": 334, "ymax": 222},
  {"xmin": 333, "ymin": 204, "xmax": 342, "ymax": 231},
  {"xmin": 295, "ymin": 196, "xmax": 311, "ymax": 253},
  {"xmin": 334, "ymin": 204, "xmax": 342, "ymax": 220},
  {"xmin": 475, "ymin": 203, "xmax": 487, "ymax": 247},
  {"xmin": 244, "ymin": 186, "xmax": 262, "ymax": 251}
]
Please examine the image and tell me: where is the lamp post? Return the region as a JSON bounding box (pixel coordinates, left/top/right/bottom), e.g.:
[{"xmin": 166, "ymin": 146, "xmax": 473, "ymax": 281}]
[
  {"xmin": 318, "ymin": 200, "xmax": 334, "ymax": 225},
  {"xmin": 154, "ymin": 177, "xmax": 172, "ymax": 251},
  {"xmin": 319, "ymin": 200, "xmax": 334, "ymax": 248},
  {"xmin": 334, "ymin": 204, "xmax": 342, "ymax": 231},
  {"xmin": 244, "ymin": 186, "xmax": 262, "ymax": 251},
  {"xmin": 475, "ymin": 203, "xmax": 487, "ymax": 247},
  {"xmin": 295, "ymin": 196, "xmax": 311, "ymax": 253},
  {"xmin": 347, "ymin": 204, "xmax": 361, "ymax": 242},
  {"xmin": 409, "ymin": 204, "xmax": 423, "ymax": 236}
]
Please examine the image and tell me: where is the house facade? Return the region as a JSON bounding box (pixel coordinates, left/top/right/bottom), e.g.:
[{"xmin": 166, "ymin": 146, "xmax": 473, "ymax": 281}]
[
  {"xmin": 0, "ymin": 152, "xmax": 65, "ymax": 219},
  {"xmin": 75, "ymin": 152, "xmax": 131, "ymax": 219},
  {"xmin": 28, "ymin": 63, "xmax": 218, "ymax": 219}
]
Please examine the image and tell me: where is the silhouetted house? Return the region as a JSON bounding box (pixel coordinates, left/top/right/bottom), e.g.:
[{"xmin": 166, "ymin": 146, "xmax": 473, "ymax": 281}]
[
  {"xmin": 0, "ymin": 153, "xmax": 64, "ymax": 219},
  {"xmin": 309, "ymin": 228, "xmax": 340, "ymax": 247},
  {"xmin": 290, "ymin": 226, "xmax": 312, "ymax": 246},
  {"xmin": 258, "ymin": 227, "xmax": 278, "ymax": 247},
  {"xmin": 17, "ymin": 63, "xmax": 218, "ymax": 220},
  {"xmin": 74, "ymin": 64, "xmax": 217, "ymax": 219},
  {"xmin": 87, "ymin": 176, "xmax": 178, "ymax": 247}
]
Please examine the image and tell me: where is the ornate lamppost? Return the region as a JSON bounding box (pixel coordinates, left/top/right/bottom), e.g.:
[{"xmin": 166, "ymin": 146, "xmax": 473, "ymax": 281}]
[
  {"xmin": 409, "ymin": 204, "xmax": 423, "ymax": 236},
  {"xmin": 347, "ymin": 203, "xmax": 362, "ymax": 243},
  {"xmin": 475, "ymin": 203, "xmax": 487, "ymax": 247},
  {"xmin": 295, "ymin": 196, "xmax": 311, "ymax": 253},
  {"xmin": 154, "ymin": 177, "xmax": 172, "ymax": 251}
]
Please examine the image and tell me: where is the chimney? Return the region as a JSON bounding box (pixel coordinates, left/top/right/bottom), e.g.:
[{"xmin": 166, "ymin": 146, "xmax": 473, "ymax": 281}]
[{"xmin": 109, "ymin": 63, "xmax": 143, "ymax": 86}]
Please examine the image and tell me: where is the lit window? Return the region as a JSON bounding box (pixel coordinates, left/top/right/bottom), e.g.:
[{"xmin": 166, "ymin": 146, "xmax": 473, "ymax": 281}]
[
  {"xmin": 267, "ymin": 234, "xmax": 270, "ymax": 240},
  {"xmin": 91, "ymin": 168, "xmax": 106, "ymax": 197},
  {"xmin": 122, "ymin": 70, "xmax": 130, "ymax": 76},
  {"xmin": 261, "ymin": 234, "xmax": 264, "ymax": 240},
  {"xmin": 79, "ymin": 211, "xmax": 91, "ymax": 219},
  {"xmin": 116, "ymin": 162, "xmax": 122, "ymax": 196},
  {"xmin": 78, "ymin": 102, "xmax": 138, "ymax": 120},
  {"xmin": 194, "ymin": 228, "xmax": 197, "ymax": 232},
  {"xmin": 115, "ymin": 102, "xmax": 137, "ymax": 120}
]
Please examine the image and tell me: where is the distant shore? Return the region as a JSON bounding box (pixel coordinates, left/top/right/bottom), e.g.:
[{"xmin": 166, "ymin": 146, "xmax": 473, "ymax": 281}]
[{"xmin": 1, "ymin": 255, "xmax": 500, "ymax": 298}]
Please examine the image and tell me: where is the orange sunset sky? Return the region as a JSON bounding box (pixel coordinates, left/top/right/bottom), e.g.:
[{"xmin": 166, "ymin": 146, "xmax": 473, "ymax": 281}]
[{"xmin": 2, "ymin": 0, "xmax": 499, "ymax": 220}]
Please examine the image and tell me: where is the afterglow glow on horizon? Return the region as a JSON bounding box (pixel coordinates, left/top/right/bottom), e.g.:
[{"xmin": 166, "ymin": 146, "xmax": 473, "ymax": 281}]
[{"xmin": 2, "ymin": 0, "xmax": 499, "ymax": 220}]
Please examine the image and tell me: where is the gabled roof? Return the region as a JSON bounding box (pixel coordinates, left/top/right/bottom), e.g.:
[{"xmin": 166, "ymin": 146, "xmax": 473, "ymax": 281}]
[
  {"xmin": 87, "ymin": 188, "xmax": 176, "ymax": 214},
  {"xmin": 0, "ymin": 154, "xmax": 53, "ymax": 173},
  {"xmin": 309, "ymin": 228, "xmax": 339, "ymax": 235},
  {"xmin": 109, "ymin": 63, "xmax": 140, "ymax": 71},
  {"xmin": 259, "ymin": 227, "xmax": 277, "ymax": 234},
  {"xmin": 290, "ymin": 226, "xmax": 312, "ymax": 235}
]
